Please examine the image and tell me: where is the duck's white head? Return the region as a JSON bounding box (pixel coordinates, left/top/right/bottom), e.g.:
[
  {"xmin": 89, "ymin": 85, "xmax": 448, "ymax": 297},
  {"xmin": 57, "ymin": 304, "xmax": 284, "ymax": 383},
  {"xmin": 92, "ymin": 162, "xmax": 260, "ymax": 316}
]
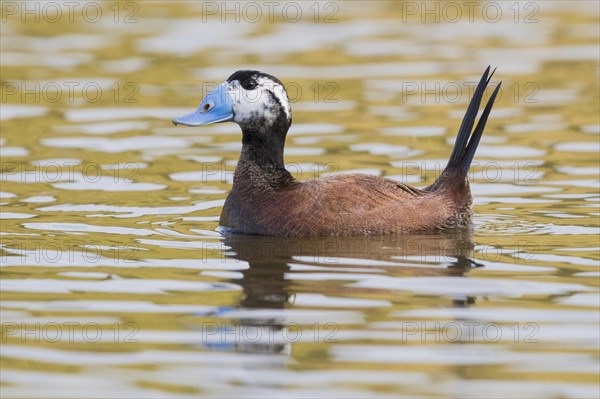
[{"xmin": 173, "ymin": 70, "xmax": 291, "ymax": 130}]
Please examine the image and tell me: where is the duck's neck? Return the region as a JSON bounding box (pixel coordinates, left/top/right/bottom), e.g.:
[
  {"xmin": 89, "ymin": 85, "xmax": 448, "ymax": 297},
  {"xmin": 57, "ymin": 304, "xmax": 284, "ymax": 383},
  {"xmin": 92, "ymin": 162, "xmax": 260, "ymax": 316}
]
[
  {"xmin": 240, "ymin": 126, "xmax": 286, "ymax": 169},
  {"xmin": 235, "ymin": 126, "xmax": 293, "ymax": 187}
]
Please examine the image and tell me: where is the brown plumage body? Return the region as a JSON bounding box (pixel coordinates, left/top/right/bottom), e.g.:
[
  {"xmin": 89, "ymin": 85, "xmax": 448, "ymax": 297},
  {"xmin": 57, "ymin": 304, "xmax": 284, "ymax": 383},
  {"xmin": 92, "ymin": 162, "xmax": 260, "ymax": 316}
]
[{"xmin": 220, "ymin": 153, "xmax": 472, "ymax": 237}]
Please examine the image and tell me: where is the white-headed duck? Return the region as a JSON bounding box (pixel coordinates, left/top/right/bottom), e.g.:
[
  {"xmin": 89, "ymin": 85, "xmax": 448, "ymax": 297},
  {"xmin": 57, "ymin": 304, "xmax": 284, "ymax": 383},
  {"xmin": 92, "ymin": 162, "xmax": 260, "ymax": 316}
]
[{"xmin": 173, "ymin": 67, "xmax": 501, "ymax": 236}]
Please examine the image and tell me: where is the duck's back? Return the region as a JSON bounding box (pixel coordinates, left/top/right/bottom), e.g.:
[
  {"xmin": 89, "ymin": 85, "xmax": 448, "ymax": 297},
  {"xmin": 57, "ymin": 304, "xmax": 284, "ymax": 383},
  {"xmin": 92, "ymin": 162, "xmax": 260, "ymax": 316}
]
[{"xmin": 220, "ymin": 173, "xmax": 470, "ymax": 236}]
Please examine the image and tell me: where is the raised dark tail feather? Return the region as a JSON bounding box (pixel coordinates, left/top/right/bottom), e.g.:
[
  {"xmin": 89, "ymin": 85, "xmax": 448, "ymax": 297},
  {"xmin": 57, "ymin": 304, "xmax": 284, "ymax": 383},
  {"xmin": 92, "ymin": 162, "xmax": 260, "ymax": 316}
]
[{"xmin": 429, "ymin": 67, "xmax": 501, "ymax": 191}]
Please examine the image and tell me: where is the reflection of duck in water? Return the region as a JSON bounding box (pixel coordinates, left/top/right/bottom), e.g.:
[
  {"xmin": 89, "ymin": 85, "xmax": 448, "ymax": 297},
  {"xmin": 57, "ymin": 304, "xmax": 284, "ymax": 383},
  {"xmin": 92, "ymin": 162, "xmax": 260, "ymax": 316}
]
[
  {"xmin": 174, "ymin": 68, "xmax": 501, "ymax": 236},
  {"xmin": 222, "ymin": 231, "xmax": 480, "ymax": 353}
]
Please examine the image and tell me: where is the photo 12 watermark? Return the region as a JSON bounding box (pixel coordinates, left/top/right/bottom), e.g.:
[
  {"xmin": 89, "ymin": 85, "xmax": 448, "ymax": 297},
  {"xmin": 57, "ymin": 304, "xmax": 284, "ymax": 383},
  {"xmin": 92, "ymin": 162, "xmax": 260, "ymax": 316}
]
[
  {"xmin": 199, "ymin": 1, "xmax": 339, "ymax": 23},
  {"xmin": 194, "ymin": 81, "xmax": 340, "ymax": 105},
  {"xmin": 199, "ymin": 322, "xmax": 339, "ymax": 344},
  {"xmin": 398, "ymin": 80, "xmax": 539, "ymax": 104},
  {"xmin": 398, "ymin": 321, "xmax": 540, "ymax": 343},
  {"xmin": 1, "ymin": 161, "xmax": 142, "ymax": 184},
  {"xmin": 1, "ymin": 81, "xmax": 139, "ymax": 105},
  {"xmin": 1, "ymin": 1, "xmax": 139, "ymax": 24},
  {"xmin": 2, "ymin": 322, "xmax": 139, "ymax": 343},
  {"xmin": 1, "ymin": 243, "xmax": 141, "ymax": 266},
  {"xmin": 399, "ymin": 1, "xmax": 540, "ymax": 23},
  {"xmin": 391, "ymin": 160, "xmax": 541, "ymax": 184}
]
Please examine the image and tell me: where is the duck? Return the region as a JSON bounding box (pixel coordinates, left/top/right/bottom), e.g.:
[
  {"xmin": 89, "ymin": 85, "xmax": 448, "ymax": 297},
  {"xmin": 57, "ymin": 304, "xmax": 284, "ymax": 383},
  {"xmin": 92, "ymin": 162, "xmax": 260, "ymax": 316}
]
[{"xmin": 173, "ymin": 67, "xmax": 501, "ymax": 237}]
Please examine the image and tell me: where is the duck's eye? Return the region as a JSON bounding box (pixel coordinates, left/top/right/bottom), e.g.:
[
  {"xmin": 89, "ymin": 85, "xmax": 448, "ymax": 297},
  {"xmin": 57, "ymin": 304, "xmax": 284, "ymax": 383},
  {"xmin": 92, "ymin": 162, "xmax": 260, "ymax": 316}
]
[
  {"xmin": 241, "ymin": 79, "xmax": 257, "ymax": 90},
  {"xmin": 202, "ymin": 102, "xmax": 213, "ymax": 112}
]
